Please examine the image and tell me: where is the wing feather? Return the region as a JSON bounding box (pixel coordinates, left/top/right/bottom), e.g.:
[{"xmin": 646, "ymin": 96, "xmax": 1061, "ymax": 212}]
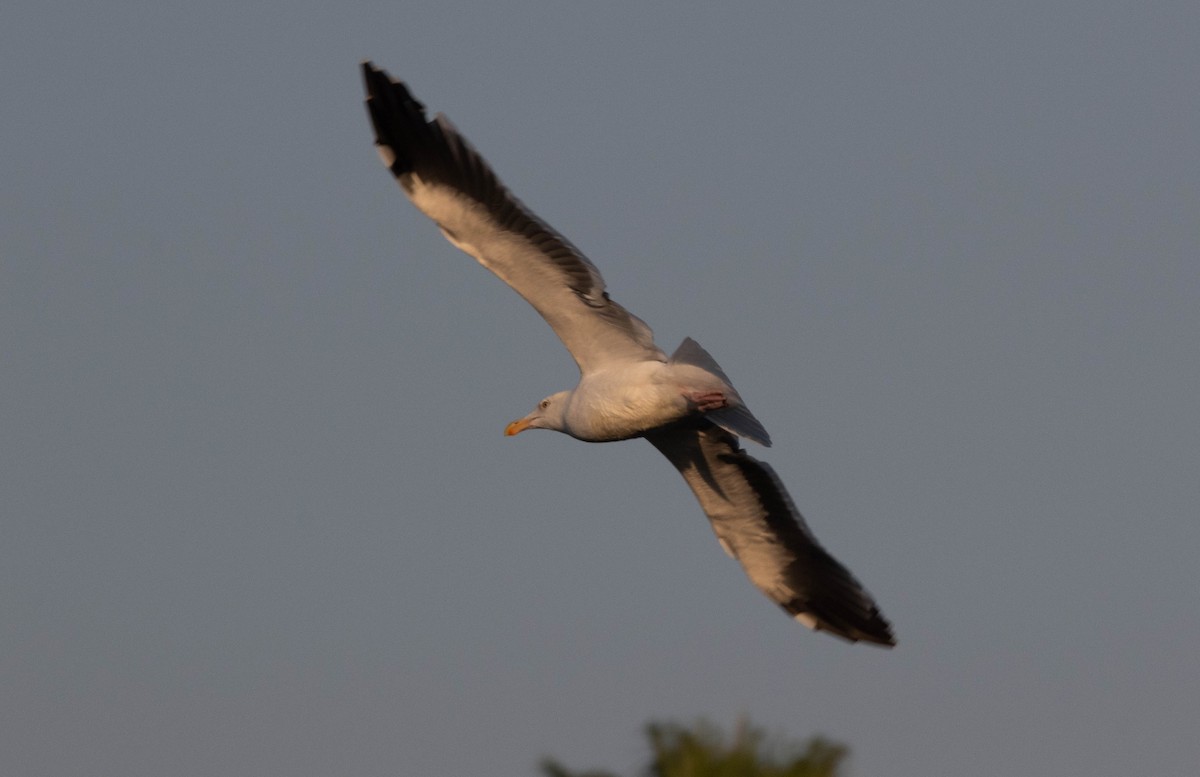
[
  {"xmin": 645, "ymin": 422, "xmax": 895, "ymax": 646},
  {"xmin": 362, "ymin": 62, "xmax": 663, "ymax": 373}
]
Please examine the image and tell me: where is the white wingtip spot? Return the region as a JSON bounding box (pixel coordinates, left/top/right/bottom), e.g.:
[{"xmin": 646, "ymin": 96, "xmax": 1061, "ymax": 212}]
[
  {"xmin": 793, "ymin": 612, "xmax": 820, "ymax": 631},
  {"xmin": 375, "ymin": 144, "xmax": 397, "ymax": 168},
  {"xmin": 717, "ymin": 538, "xmax": 735, "ymax": 559}
]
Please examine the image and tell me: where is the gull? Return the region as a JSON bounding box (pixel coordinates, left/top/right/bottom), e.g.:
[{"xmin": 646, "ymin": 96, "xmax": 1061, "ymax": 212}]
[{"xmin": 361, "ymin": 62, "xmax": 894, "ymax": 646}]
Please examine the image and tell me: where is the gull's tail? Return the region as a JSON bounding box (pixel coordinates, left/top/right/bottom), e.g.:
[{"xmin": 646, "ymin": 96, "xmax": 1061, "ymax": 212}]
[{"xmin": 670, "ymin": 338, "xmax": 772, "ymax": 447}]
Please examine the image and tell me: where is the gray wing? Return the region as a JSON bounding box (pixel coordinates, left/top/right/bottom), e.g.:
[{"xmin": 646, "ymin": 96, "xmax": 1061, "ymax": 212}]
[
  {"xmin": 362, "ymin": 62, "xmax": 664, "ymax": 374},
  {"xmin": 645, "ymin": 421, "xmax": 895, "ymax": 646}
]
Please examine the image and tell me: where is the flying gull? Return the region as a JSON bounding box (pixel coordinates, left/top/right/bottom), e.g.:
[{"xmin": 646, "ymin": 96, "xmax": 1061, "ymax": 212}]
[{"xmin": 361, "ymin": 62, "xmax": 895, "ymax": 647}]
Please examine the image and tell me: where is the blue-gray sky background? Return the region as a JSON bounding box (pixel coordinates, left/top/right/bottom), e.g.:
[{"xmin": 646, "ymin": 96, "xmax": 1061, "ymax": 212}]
[{"xmin": 4, "ymin": 2, "xmax": 1198, "ymax": 775}]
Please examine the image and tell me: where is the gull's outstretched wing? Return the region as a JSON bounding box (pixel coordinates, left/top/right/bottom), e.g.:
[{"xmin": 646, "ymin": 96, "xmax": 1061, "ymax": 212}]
[
  {"xmin": 645, "ymin": 422, "xmax": 895, "ymax": 646},
  {"xmin": 362, "ymin": 62, "xmax": 664, "ymax": 373}
]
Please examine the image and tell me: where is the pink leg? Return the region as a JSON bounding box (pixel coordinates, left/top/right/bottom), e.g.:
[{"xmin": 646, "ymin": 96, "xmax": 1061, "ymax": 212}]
[{"xmin": 685, "ymin": 390, "xmax": 728, "ymax": 413}]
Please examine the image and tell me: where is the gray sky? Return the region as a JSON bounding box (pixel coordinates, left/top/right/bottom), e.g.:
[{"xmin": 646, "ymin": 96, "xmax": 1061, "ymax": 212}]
[{"xmin": 4, "ymin": 2, "xmax": 1198, "ymax": 775}]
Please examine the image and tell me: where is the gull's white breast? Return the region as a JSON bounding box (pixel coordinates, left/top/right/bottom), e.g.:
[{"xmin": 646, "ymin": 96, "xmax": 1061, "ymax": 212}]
[{"xmin": 563, "ymin": 361, "xmax": 691, "ymax": 442}]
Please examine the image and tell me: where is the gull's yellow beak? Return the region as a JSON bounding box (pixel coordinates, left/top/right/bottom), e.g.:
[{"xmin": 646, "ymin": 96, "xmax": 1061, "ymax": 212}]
[{"xmin": 504, "ymin": 417, "xmax": 533, "ymax": 436}]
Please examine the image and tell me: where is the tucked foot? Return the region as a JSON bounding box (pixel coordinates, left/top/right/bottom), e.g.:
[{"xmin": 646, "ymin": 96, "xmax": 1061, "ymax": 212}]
[{"xmin": 686, "ymin": 390, "xmax": 729, "ymax": 413}]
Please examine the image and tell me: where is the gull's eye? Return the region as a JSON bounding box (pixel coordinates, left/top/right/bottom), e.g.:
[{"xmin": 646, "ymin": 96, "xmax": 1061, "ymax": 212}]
[{"xmin": 539, "ymin": 398, "xmax": 550, "ymax": 410}]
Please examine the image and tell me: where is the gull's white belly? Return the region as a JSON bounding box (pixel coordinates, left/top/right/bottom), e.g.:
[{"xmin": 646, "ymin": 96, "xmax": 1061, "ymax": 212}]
[{"xmin": 562, "ymin": 361, "xmax": 723, "ymax": 442}]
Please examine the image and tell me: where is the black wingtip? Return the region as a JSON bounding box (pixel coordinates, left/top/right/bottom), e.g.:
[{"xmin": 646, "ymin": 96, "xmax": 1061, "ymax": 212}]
[
  {"xmin": 774, "ymin": 532, "xmax": 896, "ymax": 648},
  {"xmin": 818, "ymin": 595, "xmax": 896, "ymax": 647},
  {"xmin": 360, "ymin": 61, "xmax": 432, "ymax": 178},
  {"xmin": 361, "ymin": 61, "xmax": 426, "ymax": 115},
  {"xmin": 360, "ymin": 60, "xmax": 383, "ymax": 97},
  {"xmin": 854, "ymin": 610, "xmax": 897, "ymax": 648},
  {"xmin": 792, "ymin": 602, "xmax": 897, "ymax": 648}
]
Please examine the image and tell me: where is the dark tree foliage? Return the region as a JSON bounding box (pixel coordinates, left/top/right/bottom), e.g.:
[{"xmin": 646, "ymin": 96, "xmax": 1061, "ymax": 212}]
[{"xmin": 540, "ymin": 718, "xmax": 848, "ymax": 777}]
